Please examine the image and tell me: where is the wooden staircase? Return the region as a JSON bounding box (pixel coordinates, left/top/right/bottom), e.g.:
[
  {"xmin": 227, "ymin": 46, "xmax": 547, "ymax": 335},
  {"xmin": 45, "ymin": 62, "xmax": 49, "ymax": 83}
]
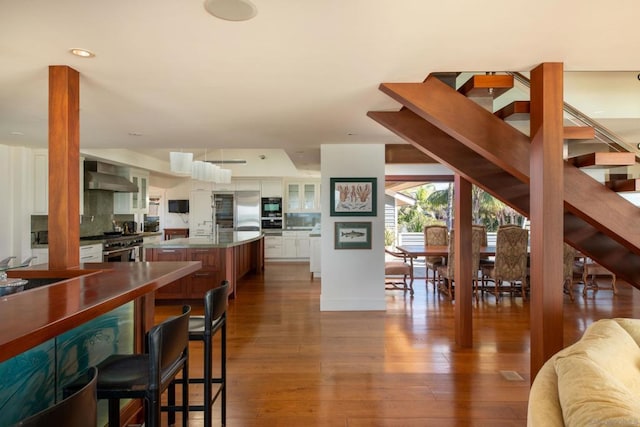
[{"xmin": 368, "ymin": 73, "xmax": 640, "ymax": 291}]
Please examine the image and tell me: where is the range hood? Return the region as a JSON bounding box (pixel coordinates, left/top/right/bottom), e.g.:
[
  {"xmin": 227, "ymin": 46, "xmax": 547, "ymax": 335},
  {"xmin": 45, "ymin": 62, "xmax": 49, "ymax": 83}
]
[{"xmin": 84, "ymin": 161, "xmax": 139, "ymax": 192}]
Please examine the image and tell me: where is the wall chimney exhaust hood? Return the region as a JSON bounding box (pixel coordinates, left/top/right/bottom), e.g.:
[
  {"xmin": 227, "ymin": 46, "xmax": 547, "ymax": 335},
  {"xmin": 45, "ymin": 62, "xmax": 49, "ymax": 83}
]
[{"xmin": 84, "ymin": 160, "xmax": 139, "ymax": 192}]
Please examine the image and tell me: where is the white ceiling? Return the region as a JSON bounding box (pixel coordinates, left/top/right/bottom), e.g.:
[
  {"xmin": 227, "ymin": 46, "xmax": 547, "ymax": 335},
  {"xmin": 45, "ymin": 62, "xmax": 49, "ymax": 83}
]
[{"xmin": 1, "ymin": 0, "xmax": 639, "ymax": 175}]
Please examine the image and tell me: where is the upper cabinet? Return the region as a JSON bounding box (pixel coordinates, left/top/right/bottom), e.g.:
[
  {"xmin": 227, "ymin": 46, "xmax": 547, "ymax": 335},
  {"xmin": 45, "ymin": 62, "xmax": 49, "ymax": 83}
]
[
  {"xmin": 32, "ymin": 150, "xmax": 84, "ymax": 215},
  {"xmin": 114, "ymin": 168, "xmax": 149, "ymax": 216},
  {"xmin": 285, "ymin": 180, "xmax": 320, "ymax": 213},
  {"xmin": 261, "ymin": 179, "xmax": 283, "ymax": 198}
]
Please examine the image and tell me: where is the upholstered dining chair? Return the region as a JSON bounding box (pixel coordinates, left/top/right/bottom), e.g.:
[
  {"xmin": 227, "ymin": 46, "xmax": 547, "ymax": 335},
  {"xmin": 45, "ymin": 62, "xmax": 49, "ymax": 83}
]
[
  {"xmin": 436, "ymin": 228, "xmax": 483, "ymax": 300},
  {"xmin": 385, "ymin": 247, "xmax": 414, "ymax": 295},
  {"xmin": 582, "ymin": 259, "xmax": 617, "ymax": 296},
  {"xmin": 481, "ymin": 225, "xmax": 529, "ymax": 302},
  {"xmin": 423, "ymin": 225, "xmax": 449, "ymax": 291},
  {"xmin": 563, "ymin": 243, "xmax": 578, "ymax": 302}
]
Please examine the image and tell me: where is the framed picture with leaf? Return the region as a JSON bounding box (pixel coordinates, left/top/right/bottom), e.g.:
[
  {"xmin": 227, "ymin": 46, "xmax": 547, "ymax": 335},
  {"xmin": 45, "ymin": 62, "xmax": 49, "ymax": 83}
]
[{"xmin": 330, "ymin": 177, "xmax": 376, "ymax": 216}]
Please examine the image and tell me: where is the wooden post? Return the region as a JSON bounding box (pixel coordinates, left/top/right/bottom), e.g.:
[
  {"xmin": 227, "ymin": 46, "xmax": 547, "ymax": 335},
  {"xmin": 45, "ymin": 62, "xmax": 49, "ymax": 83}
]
[
  {"xmin": 48, "ymin": 66, "xmax": 80, "ymax": 270},
  {"xmin": 529, "ymin": 63, "xmax": 564, "ymax": 379},
  {"xmin": 454, "ymin": 174, "xmax": 473, "ymax": 347}
]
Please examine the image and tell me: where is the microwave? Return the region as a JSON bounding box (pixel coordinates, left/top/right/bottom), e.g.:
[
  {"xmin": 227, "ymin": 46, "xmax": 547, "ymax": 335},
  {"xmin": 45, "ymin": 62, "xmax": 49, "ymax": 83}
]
[{"xmin": 261, "ymin": 197, "xmax": 282, "ymax": 218}]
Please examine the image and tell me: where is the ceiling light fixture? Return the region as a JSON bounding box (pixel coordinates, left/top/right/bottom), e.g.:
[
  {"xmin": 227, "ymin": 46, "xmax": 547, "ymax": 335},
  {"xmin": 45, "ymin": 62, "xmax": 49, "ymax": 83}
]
[
  {"xmin": 169, "ymin": 150, "xmax": 232, "ymax": 183},
  {"xmin": 69, "ymin": 48, "xmax": 95, "ymax": 58},
  {"xmin": 203, "ymin": 0, "xmax": 257, "ymax": 21}
]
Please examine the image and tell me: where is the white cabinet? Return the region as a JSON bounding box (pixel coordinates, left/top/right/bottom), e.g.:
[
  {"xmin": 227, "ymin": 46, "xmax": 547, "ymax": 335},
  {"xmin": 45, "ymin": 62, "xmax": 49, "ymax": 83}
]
[
  {"xmin": 282, "ymin": 231, "xmax": 310, "ymax": 258},
  {"xmin": 213, "ymin": 182, "xmax": 235, "ymax": 192},
  {"xmin": 261, "ymin": 179, "xmax": 283, "ymax": 198},
  {"xmin": 264, "ymin": 235, "xmax": 283, "ymax": 258},
  {"xmin": 310, "ymin": 236, "xmax": 321, "ymax": 278},
  {"xmin": 31, "ymin": 248, "xmax": 49, "ymax": 265},
  {"xmin": 32, "ymin": 243, "xmax": 102, "ymax": 265},
  {"xmin": 32, "ymin": 151, "xmax": 84, "ymax": 215},
  {"xmin": 189, "ymin": 190, "xmax": 213, "ymax": 237},
  {"xmin": 79, "ymin": 244, "xmax": 102, "ymax": 263},
  {"xmin": 114, "ymin": 168, "xmax": 149, "ymax": 219},
  {"xmin": 285, "ymin": 181, "xmax": 320, "ymax": 212},
  {"xmin": 235, "ymin": 179, "xmax": 260, "ymax": 191}
]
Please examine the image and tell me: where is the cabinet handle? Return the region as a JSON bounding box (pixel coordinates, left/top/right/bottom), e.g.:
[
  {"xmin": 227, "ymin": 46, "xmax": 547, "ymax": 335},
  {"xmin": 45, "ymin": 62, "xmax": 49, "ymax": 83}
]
[
  {"xmin": 81, "ymin": 256, "xmax": 93, "ymax": 260},
  {"xmin": 193, "ymin": 272, "xmax": 211, "ymax": 277},
  {"xmin": 161, "ymin": 249, "xmax": 176, "ymax": 253}
]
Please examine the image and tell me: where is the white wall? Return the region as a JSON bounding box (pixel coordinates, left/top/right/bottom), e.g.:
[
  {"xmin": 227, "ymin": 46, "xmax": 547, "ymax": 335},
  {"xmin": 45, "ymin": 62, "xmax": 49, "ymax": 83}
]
[
  {"xmin": 0, "ymin": 145, "xmax": 35, "ymax": 264},
  {"xmin": 320, "ymin": 144, "xmax": 386, "ymax": 311}
]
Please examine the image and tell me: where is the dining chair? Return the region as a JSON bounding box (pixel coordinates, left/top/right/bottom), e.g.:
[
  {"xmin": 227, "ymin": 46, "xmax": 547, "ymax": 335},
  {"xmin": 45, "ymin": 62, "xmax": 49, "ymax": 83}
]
[
  {"xmin": 423, "ymin": 225, "xmax": 448, "ymax": 291},
  {"xmin": 436, "ymin": 228, "xmax": 483, "ymax": 300},
  {"xmin": 582, "ymin": 259, "xmax": 617, "ymax": 296},
  {"xmin": 385, "ymin": 247, "xmax": 414, "ymax": 295},
  {"xmin": 563, "ymin": 243, "xmax": 578, "ymax": 302},
  {"xmin": 481, "ymin": 225, "xmax": 529, "ymax": 301}
]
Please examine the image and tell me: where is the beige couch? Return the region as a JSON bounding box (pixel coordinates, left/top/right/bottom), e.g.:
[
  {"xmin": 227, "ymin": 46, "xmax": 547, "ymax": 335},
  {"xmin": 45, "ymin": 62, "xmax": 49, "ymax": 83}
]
[{"xmin": 528, "ymin": 318, "xmax": 640, "ymax": 426}]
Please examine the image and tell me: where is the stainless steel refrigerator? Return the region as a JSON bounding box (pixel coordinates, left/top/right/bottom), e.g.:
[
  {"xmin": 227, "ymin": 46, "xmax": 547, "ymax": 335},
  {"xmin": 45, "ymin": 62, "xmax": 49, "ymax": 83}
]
[{"xmin": 213, "ymin": 191, "xmax": 260, "ymax": 231}]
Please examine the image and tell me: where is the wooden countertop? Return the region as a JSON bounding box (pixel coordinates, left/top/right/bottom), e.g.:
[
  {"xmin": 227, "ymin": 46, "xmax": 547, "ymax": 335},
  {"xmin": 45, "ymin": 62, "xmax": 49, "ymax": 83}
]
[{"xmin": 1, "ymin": 261, "xmax": 201, "ymax": 363}]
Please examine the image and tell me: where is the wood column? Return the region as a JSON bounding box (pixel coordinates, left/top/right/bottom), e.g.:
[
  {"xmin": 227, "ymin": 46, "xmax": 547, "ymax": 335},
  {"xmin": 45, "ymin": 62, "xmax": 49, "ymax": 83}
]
[
  {"xmin": 454, "ymin": 174, "xmax": 473, "ymax": 347},
  {"xmin": 529, "ymin": 63, "xmax": 564, "ymax": 379},
  {"xmin": 48, "ymin": 66, "xmax": 80, "ymax": 270}
]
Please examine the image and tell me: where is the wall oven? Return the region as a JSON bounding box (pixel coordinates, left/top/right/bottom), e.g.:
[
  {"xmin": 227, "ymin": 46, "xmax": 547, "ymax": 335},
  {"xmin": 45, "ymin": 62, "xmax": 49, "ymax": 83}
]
[
  {"xmin": 103, "ymin": 246, "xmax": 141, "ymax": 262},
  {"xmin": 102, "ymin": 235, "xmax": 143, "ymax": 262},
  {"xmin": 261, "ymin": 197, "xmax": 282, "ymax": 218},
  {"xmin": 261, "ymin": 218, "xmax": 283, "ymax": 230}
]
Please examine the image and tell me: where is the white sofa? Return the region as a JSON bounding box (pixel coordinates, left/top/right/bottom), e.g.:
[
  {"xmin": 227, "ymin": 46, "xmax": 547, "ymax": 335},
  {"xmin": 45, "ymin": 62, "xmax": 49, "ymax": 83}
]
[{"xmin": 528, "ymin": 318, "xmax": 640, "ymax": 426}]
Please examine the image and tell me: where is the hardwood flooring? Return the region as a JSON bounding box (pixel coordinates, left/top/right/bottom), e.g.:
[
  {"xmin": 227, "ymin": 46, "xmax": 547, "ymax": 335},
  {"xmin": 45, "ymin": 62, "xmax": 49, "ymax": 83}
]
[{"xmin": 155, "ymin": 262, "xmax": 640, "ymax": 426}]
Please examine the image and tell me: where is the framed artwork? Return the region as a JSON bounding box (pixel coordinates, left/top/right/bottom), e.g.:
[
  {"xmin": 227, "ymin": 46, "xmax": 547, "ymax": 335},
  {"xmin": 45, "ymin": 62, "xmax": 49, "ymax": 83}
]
[
  {"xmin": 334, "ymin": 222, "xmax": 372, "ymax": 250},
  {"xmin": 330, "ymin": 177, "xmax": 377, "ymax": 216}
]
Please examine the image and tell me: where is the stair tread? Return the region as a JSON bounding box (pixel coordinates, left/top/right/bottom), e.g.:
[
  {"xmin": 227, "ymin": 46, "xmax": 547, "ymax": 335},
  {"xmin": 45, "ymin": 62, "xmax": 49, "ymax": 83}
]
[
  {"xmin": 567, "ymin": 152, "xmax": 635, "ymax": 168},
  {"xmin": 605, "ymin": 178, "xmax": 640, "ymax": 192},
  {"xmin": 494, "ymin": 101, "xmax": 530, "ymax": 120},
  {"xmin": 564, "ymin": 126, "xmax": 595, "ymax": 140},
  {"xmin": 458, "ymin": 74, "xmax": 513, "ymax": 99}
]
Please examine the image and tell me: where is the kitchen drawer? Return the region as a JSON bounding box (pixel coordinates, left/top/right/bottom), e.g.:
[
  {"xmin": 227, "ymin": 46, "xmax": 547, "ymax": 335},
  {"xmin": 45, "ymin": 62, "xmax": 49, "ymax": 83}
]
[
  {"xmin": 265, "ymin": 236, "xmax": 283, "ymax": 258},
  {"xmin": 79, "ymin": 244, "xmax": 102, "ymax": 263}
]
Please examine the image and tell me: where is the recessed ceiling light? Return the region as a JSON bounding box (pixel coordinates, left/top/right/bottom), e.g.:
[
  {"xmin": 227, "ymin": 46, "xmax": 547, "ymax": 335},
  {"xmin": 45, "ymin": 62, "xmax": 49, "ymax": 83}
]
[
  {"xmin": 10, "ymin": 131, "xmax": 24, "ymax": 136},
  {"xmin": 69, "ymin": 48, "xmax": 95, "ymax": 58},
  {"xmin": 204, "ymin": 0, "xmax": 257, "ymax": 21}
]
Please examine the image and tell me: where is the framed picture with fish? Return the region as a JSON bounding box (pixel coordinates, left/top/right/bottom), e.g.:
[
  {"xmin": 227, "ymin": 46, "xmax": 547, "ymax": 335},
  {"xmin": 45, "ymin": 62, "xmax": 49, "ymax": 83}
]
[
  {"xmin": 330, "ymin": 177, "xmax": 377, "ymax": 216},
  {"xmin": 334, "ymin": 221, "xmax": 372, "ymax": 249}
]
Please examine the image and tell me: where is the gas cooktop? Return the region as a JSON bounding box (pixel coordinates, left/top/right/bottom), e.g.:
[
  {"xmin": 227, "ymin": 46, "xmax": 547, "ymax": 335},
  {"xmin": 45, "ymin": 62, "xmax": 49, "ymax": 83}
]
[{"xmin": 80, "ymin": 233, "xmax": 141, "ymax": 241}]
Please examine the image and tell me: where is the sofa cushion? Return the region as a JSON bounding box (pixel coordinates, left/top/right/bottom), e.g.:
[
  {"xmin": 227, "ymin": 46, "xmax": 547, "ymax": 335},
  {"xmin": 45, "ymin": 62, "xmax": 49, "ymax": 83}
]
[
  {"xmin": 555, "ymin": 355, "xmax": 640, "ymax": 426},
  {"xmin": 554, "ymin": 319, "xmax": 640, "ymax": 426}
]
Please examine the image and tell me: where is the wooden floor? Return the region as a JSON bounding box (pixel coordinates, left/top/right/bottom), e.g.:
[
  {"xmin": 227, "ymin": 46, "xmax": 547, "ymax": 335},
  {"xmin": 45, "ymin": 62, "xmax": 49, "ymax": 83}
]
[{"xmin": 155, "ymin": 262, "xmax": 640, "ymax": 426}]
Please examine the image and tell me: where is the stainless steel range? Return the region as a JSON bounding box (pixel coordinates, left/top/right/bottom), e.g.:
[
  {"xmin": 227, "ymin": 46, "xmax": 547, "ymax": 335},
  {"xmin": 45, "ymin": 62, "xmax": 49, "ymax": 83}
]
[{"xmin": 81, "ymin": 233, "xmax": 144, "ymax": 262}]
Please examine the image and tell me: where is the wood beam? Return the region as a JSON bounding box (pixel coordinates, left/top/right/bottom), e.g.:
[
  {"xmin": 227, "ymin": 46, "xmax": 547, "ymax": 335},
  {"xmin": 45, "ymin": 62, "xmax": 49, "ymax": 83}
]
[
  {"xmin": 385, "ymin": 174, "xmax": 453, "ymax": 183},
  {"xmin": 48, "ymin": 66, "xmax": 80, "ymax": 270},
  {"xmin": 454, "ymin": 174, "xmax": 473, "ymax": 348},
  {"xmin": 385, "ymin": 144, "xmax": 437, "ymax": 164},
  {"xmin": 529, "ymin": 63, "xmax": 564, "ymax": 381}
]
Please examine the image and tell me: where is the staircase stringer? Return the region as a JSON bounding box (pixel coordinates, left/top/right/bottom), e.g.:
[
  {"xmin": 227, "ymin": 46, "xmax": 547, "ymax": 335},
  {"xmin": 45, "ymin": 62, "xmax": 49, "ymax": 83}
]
[{"xmin": 369, "ymin": 78, "xmax": 640, "ymax": 290}]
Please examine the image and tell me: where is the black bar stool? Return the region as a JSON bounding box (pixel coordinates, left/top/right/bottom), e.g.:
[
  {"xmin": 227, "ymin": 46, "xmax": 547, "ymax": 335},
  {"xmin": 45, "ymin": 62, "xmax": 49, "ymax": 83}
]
[
  {"xmin": 176, "ymin": 282, "xmax": 228, "ymax": 427},
  {"xmin": 65, "ymin": 305, "xmax": 191, "ymax": 427},
  {"xmin": 15, "ymin": 366, "xmax": 98, "ymax": 427}
]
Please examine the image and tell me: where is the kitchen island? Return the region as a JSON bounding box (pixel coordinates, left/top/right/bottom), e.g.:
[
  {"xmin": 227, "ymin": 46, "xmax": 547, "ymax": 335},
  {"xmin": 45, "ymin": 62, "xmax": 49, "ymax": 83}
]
[{"xmin": 145, "ymin": 231, "xmax": 264, "ymax": 300}]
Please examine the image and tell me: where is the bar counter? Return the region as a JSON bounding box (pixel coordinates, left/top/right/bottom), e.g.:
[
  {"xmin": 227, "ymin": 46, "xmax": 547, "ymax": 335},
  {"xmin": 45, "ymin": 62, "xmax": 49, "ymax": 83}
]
[{"xmin": 1, "ymin": 260, "xmax": 201, "ymax": 363}]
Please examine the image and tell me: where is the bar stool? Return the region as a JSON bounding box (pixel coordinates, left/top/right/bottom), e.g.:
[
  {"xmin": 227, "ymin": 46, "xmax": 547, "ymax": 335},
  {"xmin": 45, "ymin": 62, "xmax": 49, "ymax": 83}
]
[
  {"xmin": 65, "ymin": 305, "xmax": 191, "ymax": 427},
  {"xmin": 177, "ymin": 282, "xmax": 228, "ymax": 427},
  {"xmin": 15, "ymin": 366, "xmax": 98, "ymax": 427}
]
